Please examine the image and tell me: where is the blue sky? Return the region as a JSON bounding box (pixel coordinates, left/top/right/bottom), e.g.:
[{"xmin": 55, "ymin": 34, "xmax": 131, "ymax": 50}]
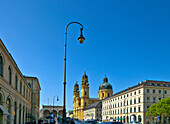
[{"xmin": 0, "ymin": 0, "xmax": 170, "ymax": 111}]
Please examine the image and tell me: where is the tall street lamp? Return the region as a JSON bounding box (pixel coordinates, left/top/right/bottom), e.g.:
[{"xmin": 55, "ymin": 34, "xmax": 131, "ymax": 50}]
[{"xmin": 63, "ymin": 22, "xmax": 85, "ymax": 123}]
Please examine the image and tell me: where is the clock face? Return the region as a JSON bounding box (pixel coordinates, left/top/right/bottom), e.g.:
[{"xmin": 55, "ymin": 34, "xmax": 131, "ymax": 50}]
[{"xmin": 85, "ymin": 89, "xmax": 87, "ymax": 91}]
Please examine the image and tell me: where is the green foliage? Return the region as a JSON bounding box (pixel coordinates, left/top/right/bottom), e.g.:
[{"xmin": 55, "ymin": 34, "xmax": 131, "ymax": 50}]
[{"xmin": 146, "ymin": 97, "xmax": 170, "ymax": 117}]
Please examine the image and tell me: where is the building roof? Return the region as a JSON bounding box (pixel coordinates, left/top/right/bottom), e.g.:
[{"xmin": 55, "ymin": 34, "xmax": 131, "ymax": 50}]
[
  {"xmin": 89, "ymin": 98, "xmax": 100, "ymax": 100},
  {"xmin": 103, "ymin": 80, "xmax": 170, "ymax": 101},
  {"xmin": 84, "ymin": 101, "xmax": 102, "ymax": 110}
]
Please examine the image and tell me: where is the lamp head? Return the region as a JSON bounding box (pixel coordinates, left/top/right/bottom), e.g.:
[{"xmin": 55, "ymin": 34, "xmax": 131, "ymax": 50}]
[{"xmin": 78, "ymin": 28, "xmax": 85, "ymax": 44}]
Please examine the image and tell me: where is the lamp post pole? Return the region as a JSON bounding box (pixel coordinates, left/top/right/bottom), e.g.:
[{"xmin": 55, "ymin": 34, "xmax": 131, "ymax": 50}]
[
  {"xmin": 53, "ymin": 95, "xmax": 59, "ymax": 124},
  {"xmin": 63, "ymin": 22, "xmax": 85, "ymax": 123}
]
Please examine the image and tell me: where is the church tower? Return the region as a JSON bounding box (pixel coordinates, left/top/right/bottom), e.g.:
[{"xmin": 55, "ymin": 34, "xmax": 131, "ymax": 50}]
[
  {"xmin": 98, "ymin": 75, "xmax": 113, "ymax": 100},
  {"xmin": 80, "ymin": 72, "xmax": 89, "ymax": 120},
  {"xmin": 73, "ymin": 81, "xmax": 80, "ymax": 119}
]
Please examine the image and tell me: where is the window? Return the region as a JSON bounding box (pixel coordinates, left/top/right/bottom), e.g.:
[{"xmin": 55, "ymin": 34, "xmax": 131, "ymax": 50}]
[
  {"xmin": 134, "ymin": 99, "xmax": 136, "ymax": 104},
  {"xmin": 85, "ymin": 102, "xmax": 86, "ymax": 106},
  {"xmin": 147, "ymin": 97, "xmax": 150, "ymax": 102},
  {"xmin": 121, "ymin": 96, "xmax": 122, "ymax": 99},
  {"xmin": 134, "ymin": 92, "xmax": 136, "ymax": 95},
  {"xmin": 134, "ymin": 107, "xmax": 136, "ymax": 112},
  {"xmin": 8, "ymin": 66, "xmax": 12, "ymax": 84},
  {"xmin": 85, "ymin": 92, "xmax": 87, "ymax": 95},
  {"xmin": 147, "ymin": 89, "xmax": 149, "ymax": 93},
  {"xmin": 130, "ymin": 93, "xmax": 132, "ymax": 96},
  {"xmin": 102, "ymin": 93, "xmax": 104, "ymax": 97},
  {"xmin": 130, "ymin": 108, "xmax": 132, "ymax": 113},
  {"xmin": 15, "ymin": 75, "xmax": 18, "ymax": 90},
  {"xmin": 127, "ymin": 94, "xmax": 129, "ymax": 97},
  {"xmin": 138, "ymin": 107, "xmax": 141, "ymax": 112},
  {"xmin": 108, "ymin": 93, "xmax": 109, "ymax": 97},
  {"xmin": 153, "ymin": 98, "xmax": 156, "ymax": 103},
  {"xmin": 127, "ymin": 101, "xmax": 128, "ymax": 105},
  {"xmin": 130, "ymin": 100, "xmax": 132, "ymax": 105},
  {"xmin": 138, "ymin": 98, "xmax": 141, "ymax": 103},
  {"xmin": 124, "ymin": 95, "xmax": 125, "ymax": 98},
  {"xmin": 0, "ymin": 56, "xmax": 3, "ymax": 77},
  {"xmin": 159, "ymin": 90, "xmax": 161, "ymax": 94},
  {"xmin": 153, "ymin": 90, "xmax": 155, "ymax": 93},
  {"xmin": 159, "ymin": 98, "xmax": 161, "ymax": 100},
  {"xmin": 139, "ymin": 90, "xmax": 141, "ymax": 94},
  {"xmin": 113, "ymin": 104, "xmax": 114, "ymax": 108},
  {"xmin": 20, "ymin": 81, "xmax": 22, "ymax": 94},
  {"xmin": 124, "ymin": 109, "xmax": 125, "ymax": 113},
  {"xmin": 24, "ymin": 85, "xmax": 25, "ymax": 97},
  {"xmin": 164, "ymin": 90, "xmax": 167, "ymax": 94}
]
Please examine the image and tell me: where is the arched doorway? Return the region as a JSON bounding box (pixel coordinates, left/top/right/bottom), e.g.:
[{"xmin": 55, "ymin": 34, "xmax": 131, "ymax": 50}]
[
  {"xmin": 43, "ymin": 110, "xmax": 50, "ymax": 118},
  {"xmin": 19, "ymin": 104, "xmax": 21, "ymax": 124},
  {"xmin": 14, "ymin": 101, "xmax": 17, "ymax": 124},
  {"xmin": 58, "ymin": 110, "xmax": 63, "ymax": 117},
  {"xmin": 52, "ymin": 110, "xmax": 57, "ymax": 118},
  {"xmin": 138, "ymin": 115, "xmax": 142, "ymax": 122},
  {"xmin": 23, "ymin": 106, "xmax": 25, "ymax": 124},
  {"xmin": 6, "ymin": 97, "xmax": 11, "ymax": 124}
]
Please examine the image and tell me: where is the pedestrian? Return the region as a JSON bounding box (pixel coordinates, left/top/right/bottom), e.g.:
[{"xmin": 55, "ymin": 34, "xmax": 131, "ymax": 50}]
[{"xmin": 70, "ymin": 119, "xmax": 75, "ymax": 124}]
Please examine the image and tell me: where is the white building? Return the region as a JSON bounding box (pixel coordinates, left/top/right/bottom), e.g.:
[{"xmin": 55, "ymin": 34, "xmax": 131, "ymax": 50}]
[{"xmin": 102, "ymin": 80, "xmax": 170, "ymax": 124}]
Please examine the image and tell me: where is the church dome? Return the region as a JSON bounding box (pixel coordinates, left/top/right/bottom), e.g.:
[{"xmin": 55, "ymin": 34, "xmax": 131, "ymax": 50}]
[{"xmin": 99, "ymin": 75, "xmax": 112, "ymax": 90}]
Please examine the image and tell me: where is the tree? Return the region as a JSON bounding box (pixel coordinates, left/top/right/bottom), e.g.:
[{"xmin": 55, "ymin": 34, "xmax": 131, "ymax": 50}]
[{"xmin": 146, "ymin": 97, "xmax": 170, "ymax": 123}]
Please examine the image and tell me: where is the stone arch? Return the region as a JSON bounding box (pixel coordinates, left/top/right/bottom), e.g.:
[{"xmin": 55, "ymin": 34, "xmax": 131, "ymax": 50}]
[
  {"xmin": 6, "ymin": 95, "xmax": 12, "ymax": 124},
  {"xmin": 43, "ymin": 109, "xmax": 50, "ymax": 118},
  {"xmin": 52, "ymin": 110, "xmax": 57, "ymax": 118},
  {"xmin": 58, "ymin": 110, "xmax": 63, "ymax": 117}
]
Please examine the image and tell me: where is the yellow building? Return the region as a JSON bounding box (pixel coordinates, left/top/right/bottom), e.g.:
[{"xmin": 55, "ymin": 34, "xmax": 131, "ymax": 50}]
[{"xmin": 73, "ymin": 72, "xmax": 113, "ymax": 120}]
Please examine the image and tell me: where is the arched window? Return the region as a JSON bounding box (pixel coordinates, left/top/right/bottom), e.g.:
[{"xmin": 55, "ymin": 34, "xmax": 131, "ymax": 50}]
[
  {"xmin": 0, "ymin": 56, "xmax": 3, "ymax": 77},
  {"xmin": 138, "ymin": 97, "xmax": 141, "ymax": 103},
  {"xmin": 20, "ymin": 81, "xmax": 22, "ymax": 94},
  {"xmin": 8, "ymin": 66, "xmax": 12, "ymax": 84},
  {"xmin": 15, "ymin": 75, "xmax": 18, "ymax": 90},
  {"xmin": 6, "ymin": 97, "xmax": 11, "ymax": 124},
  {"xmin": 14, "ymin": 101, "xmax": 17, "ymax": 124}
]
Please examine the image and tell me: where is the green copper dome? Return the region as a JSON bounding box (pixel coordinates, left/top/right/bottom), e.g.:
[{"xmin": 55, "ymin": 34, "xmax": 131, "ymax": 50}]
[{"xmin": 99, "ymin": 75, "xmax": 112, "ymax": 90}]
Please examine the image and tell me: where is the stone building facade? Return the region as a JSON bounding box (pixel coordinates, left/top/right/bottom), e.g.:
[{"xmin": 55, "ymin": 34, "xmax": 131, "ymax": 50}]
[
  {"xmin": 102, "ymin": 80, "xmax": 170, "ymax": 124},
  {"xmin": 0, "ymin": 39, "xmax": 41, "ymax": 124}
]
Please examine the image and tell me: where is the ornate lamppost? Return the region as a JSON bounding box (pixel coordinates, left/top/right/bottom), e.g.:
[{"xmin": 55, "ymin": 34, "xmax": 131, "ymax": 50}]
[{"xmin": 63, "ymin": 22, "xmax": 85, "ymax": 123}]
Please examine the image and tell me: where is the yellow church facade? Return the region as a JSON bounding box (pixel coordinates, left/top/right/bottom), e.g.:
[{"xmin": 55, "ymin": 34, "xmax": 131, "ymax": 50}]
[{"xmin": 73, "ymin": 73, "xmax": 113, "ymax": 120}]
